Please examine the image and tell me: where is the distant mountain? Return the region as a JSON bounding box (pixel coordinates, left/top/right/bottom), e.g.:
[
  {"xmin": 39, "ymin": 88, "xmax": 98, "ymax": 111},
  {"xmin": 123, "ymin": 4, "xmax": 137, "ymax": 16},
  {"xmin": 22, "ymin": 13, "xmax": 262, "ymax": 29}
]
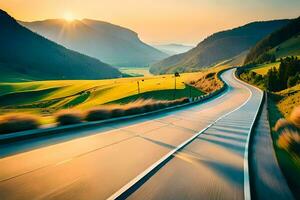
[
  {"xmin": 20, "ymin": 19, "xmax": 168, "ymax": 67},
  {"xmin": 153, "ymin": 44, "xmax": 194, "ymax": 55},
  {"xmin": 245, "ymin": 17, "xmax": 300, "ymax": 64},
  {"xmin": 150, "ymin": 19, "xmax": 289, "ymax": 74},
  {"xmin": 0, "ymin": 9, "xmax": 121, "ymax": 81}
]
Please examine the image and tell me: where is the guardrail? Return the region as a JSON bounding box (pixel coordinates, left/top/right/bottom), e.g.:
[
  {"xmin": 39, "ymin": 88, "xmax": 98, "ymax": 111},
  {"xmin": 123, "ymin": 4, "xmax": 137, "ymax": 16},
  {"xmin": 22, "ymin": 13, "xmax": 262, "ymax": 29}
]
[
  {"xmin": 235, "ymin": 66, "xmax": 266, "ymax": 200},
  {"xmin": 0, "ymin": 69, "xmax": 230, "ymax": 145}
]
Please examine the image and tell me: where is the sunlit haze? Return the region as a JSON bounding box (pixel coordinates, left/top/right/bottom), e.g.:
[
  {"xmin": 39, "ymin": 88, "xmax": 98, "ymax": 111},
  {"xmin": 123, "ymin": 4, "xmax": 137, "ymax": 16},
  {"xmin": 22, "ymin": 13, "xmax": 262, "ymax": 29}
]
[
  {"xmin": 63, "ymin": 12, "xmax": 76, "ymax": 22},
  {"xmin": 1, "ymin": 0, "xmax": 299, "ymax": 45}
]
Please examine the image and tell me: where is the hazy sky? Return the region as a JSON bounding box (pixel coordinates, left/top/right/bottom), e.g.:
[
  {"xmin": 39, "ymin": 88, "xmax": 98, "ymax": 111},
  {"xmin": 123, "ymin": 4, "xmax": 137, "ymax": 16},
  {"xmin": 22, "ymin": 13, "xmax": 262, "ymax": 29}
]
[{"xmin": 1, "ymin": 0, "xmax": 299, "ymax": 45}]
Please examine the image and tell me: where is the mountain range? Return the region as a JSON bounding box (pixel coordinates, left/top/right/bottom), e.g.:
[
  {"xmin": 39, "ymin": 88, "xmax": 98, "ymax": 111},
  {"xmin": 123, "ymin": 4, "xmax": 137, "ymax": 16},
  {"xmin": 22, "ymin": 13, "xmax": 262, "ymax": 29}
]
[
  {"xmin": 20, "ymin": 19, "xmax": 168, "ymax": 67},
  {"xmin": 0, "ymin": 9, "xmax": 121, "ymax": 81},
  {"xmin": 153, "ymin": 44, "xmax": 194, "ymax": 55},
  {"xmin": 150, "ymin": 19, "xmax": 290, "ymax": 74}
]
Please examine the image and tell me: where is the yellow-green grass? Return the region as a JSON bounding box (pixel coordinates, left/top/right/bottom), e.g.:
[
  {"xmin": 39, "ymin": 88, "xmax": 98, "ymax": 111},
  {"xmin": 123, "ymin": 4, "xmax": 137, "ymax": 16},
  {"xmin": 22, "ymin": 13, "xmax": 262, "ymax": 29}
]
[
  {"xmin": 276, "ymin": 84, "xmax": 300, "ymax": 118},
  {"xmin": 191, "ymin": 62, "xmax": 233, "ymax": 93},
  {"xmin": 119, "ymin": 67, "xmax": 152, "ymax": 77},
  {"xmin": 268, "ymin": 95, "xmax": 300, "ymax": 198},
  {"xmin": 0, "ymin": 61, "xmax": 232, "ymax": 126},
  {"xmin": 251, "ymin": 61, "xmax": 281, "ymax": 75},
  {"xmin": 111, "ymin": 85, "xmax": 203, "ymax": 104},
  {"xmin": 0, "ymin": 72, "xmax": 204, "ymax": 115}
]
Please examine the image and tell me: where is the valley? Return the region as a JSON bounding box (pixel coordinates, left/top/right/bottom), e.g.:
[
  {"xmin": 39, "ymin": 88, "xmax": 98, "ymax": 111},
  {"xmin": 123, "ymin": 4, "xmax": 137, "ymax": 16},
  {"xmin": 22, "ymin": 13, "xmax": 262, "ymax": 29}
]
[
  {"xmin": 0, "ymin": 4, "xmax": 299, "ymax": 200},
  {"xmin": 0, "ymin": 71, "xmax": 203, "ymax": 120}
]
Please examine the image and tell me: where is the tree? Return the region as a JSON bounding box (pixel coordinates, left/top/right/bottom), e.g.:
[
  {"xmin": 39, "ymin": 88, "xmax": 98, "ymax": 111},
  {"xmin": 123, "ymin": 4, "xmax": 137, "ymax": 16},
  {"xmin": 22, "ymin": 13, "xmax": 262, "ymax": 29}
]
[
  {"xmin": 278, "ymin": 56, "xmax": 300, "ymax": 89},
  {"xmin": 265, "ymin": 67, "xmax": 280, "ymax": 91},
  {"xmin": 287, "ymin": 73, "xmax": 300, "ymax": 88}
]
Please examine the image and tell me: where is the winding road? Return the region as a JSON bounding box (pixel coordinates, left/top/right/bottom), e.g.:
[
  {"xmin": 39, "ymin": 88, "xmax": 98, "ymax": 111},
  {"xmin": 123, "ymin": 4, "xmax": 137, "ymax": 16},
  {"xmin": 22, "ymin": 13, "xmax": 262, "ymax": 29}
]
[{"xmin": 0, "ymin": 69, "xmax": 264, "ymax": 200}]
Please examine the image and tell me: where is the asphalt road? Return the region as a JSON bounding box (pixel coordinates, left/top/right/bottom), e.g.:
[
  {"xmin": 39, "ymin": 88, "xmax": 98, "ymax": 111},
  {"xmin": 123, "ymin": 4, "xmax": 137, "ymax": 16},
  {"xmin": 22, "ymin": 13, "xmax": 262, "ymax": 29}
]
[
  {"xmin": 0, "ymin": 69, "xmax": 262, "ymax": 200},
  {"xmin": 126, "ymin": 70, "xmax": 263, "ymax": 200}
]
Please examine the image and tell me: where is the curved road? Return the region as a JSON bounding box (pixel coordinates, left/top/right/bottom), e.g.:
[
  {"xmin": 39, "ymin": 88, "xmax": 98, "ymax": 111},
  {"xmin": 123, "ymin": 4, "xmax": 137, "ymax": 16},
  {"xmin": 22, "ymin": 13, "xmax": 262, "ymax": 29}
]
[{"xmin": 0, "ymin": 69, "xmax": 263, "ymax": 200}]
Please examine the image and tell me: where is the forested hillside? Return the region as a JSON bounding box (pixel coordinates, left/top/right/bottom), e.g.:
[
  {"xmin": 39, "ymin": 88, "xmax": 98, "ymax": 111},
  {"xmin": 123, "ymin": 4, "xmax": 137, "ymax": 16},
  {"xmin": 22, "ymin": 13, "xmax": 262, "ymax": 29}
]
[
  {"xmin": 150, "ymin": 19, "xmax": 289, "ymax": 74},
  {"xmin": 245, "ymin": 17, "xmax": 300, "ymax": 64}
]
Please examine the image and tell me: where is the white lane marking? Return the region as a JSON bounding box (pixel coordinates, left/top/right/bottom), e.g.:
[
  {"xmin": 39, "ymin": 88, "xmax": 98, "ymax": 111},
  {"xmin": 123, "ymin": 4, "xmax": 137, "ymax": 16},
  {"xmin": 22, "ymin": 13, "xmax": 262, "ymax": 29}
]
[{"xmin": 107, "ymin": 69, "xmax": 256, "ymax": 200}]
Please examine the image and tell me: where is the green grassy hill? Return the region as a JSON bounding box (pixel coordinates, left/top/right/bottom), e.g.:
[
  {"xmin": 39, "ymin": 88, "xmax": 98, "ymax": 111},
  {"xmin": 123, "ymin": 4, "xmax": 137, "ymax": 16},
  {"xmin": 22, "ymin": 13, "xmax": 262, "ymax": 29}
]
[
  {"xmin": 276, "ymin": 84, "xmax": 300, "ymax": 117},
  {"xmin": 0, "ymin": 72, "xmax": 205, "ymax": 115},
  {"xmin": 244, "ymin": 33, "xmax": 300, "ymax": 76},
  {"xmin": 251, "ymin": 62, "xmax": 281, "ymax": 75},
  {"xmin": 245, "ymin": 16, "xmax": 300, "ymax": 64},
  {"xmin": 269, "ymin": 34, "xmax": 300, "ymax": 58},
  {"xmin": 150, "ymin": 19, "xmax": 289, "ymax": 74},
  {"xmin": 0, "ymin": 9, "xmax": 122, "ymax": 81}
]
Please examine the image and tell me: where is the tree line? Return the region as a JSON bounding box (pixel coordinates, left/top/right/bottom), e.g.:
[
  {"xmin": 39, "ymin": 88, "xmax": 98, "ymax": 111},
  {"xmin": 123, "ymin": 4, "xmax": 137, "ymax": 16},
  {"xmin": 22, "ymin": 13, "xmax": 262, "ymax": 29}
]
[
  {"xmin": 266, "ymin": 56, "xmax": 300, "ymax": 91},
  {"xmin": 241, "ymin": 56, "xmax": 300, "ymax": 92}
]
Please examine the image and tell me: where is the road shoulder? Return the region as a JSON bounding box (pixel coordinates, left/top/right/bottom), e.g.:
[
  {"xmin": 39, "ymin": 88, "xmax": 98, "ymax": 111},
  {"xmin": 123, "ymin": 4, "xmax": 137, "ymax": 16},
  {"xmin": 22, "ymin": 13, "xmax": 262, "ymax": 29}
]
[{"xmin": 249, "ymin": 97, "xmax": 294, "ymax": 200}]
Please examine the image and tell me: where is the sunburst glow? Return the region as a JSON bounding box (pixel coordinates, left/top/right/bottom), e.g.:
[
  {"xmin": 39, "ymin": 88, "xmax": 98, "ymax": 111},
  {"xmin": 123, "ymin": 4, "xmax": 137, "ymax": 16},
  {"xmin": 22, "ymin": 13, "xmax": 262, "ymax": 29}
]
[{"xmin": 63, "ymin": 12, "xmax": 75, "ymax": 22}]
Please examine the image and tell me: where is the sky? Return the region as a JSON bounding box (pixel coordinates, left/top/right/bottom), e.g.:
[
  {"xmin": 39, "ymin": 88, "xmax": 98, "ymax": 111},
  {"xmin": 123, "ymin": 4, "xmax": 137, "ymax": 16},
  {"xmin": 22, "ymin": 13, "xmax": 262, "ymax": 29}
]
[{"xmin": 0, "ymin": 0, "xmax": 299, "ymax": 45}]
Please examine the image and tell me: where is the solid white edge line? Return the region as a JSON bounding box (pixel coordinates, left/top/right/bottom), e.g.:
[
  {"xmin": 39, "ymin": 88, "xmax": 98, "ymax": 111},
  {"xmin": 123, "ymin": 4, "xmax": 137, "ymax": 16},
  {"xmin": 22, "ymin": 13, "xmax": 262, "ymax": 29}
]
[
  {"xmin": 233, "ymin": 70, "xmax": 264, "ymax": 200},
  {"xmin": 107, "ymin": 68, "xmax": 256, "ymax": 200}
]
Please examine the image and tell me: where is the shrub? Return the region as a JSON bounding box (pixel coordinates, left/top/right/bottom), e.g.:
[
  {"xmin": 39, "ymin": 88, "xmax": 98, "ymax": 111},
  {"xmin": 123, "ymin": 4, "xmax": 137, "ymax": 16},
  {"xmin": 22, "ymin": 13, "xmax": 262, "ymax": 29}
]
[
  {"xmin": 124, "ymin": 105, "xmax": 144, "ymax": 116},
  {"xmin": 152, "ymin": 102, "xmax": 164, "ymax": 110},
  {"xmin": 0, "ymin": 113, "xmax": 40, "ymax": 134},
  {"xmin": 85, "ymin": 107, "xmax": 112, "ymax": 121},
  {"xmin": 277, "ymin": 128, "xmax": 300, "ymax": 155},
  {"xmin": 290, "ymin": 106, "xmax": 300, "ymax": 128},
  {"xmin": 83, "ymin": 98, "xmax": 189, "ymax": 122},
  {"xmin": 205, "ymin": 72, "xmax": 215, "ymax": 79},
  {"xmin": 55, "ymin": 110, "xmax": 82, "ymax": 126},
  {"xmin": 287, "ymin": 74, "xmax": 300, "ymax": 88},
  {"xmin": 111, "ymin": 108, "xmax": 124, "ymax": 118},
  {"xmin": 143, "ymin": 104, "xmax": 155, "ymax": 112},
  {"xmin": 274, "ymin": 118, "xmax": 292, "ymax": 132},
  {"xmin": 181, "ymin": 97, "xmax": 190, "ymax": 103},
  {"xmin": 170, "ymin": 100, "xmax": 180, "ymax": 106}
]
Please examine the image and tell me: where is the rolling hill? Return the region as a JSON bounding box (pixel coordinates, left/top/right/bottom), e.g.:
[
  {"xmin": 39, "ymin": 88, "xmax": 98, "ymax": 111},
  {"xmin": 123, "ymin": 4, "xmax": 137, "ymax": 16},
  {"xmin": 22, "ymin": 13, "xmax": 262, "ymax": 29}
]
[
  {"xmin": 245, "ymin": 16, "xmax": 300, "ymax": 64},
  {"xmin": 150, "ymin": 19, "xmax": 289, "ymax": 74},
  {"xmin": 20, "ymin": 19, "xmax": 168, "ymax": 67},
  {"xmin": 0, "ymin": 9, "xmax": 122, "ymax": 82}
]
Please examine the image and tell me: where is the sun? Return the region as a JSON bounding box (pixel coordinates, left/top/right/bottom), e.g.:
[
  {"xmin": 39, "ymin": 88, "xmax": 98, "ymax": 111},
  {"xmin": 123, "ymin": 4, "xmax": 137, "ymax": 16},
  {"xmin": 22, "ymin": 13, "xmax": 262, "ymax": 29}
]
[{"xmin": 63, "ymin": 12, "xmax": 75, "ymax": 22}]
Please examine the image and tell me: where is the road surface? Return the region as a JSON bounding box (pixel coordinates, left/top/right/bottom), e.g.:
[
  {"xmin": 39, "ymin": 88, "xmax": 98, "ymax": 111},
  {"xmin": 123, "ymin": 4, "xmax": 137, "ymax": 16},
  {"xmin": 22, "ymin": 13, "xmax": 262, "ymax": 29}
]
[
  {"xmin": 125, "ymin": 70, "xmax": 263, "ymax": 200},
  {"xmin": 0, "ymin": 69, "xmax": 263, "ymax": 200}
]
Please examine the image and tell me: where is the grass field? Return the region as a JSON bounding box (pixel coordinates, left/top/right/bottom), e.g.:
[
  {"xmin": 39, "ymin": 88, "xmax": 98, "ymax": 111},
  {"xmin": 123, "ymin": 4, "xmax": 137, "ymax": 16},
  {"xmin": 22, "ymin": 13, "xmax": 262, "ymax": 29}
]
[
  {"xmin": 276, "ymin": 84, "xmax": 300, "ymax": 118},
  {"xmin": 0, "ymin": 60, "xmax": 233, "ymax": 127},
  {"xmin": 0, "ymin": 72, "xmax": 205, "ymax": 116},
  {"xmin": 251, "ymin": 62, "xmax": 281, "ymax": 75}
]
